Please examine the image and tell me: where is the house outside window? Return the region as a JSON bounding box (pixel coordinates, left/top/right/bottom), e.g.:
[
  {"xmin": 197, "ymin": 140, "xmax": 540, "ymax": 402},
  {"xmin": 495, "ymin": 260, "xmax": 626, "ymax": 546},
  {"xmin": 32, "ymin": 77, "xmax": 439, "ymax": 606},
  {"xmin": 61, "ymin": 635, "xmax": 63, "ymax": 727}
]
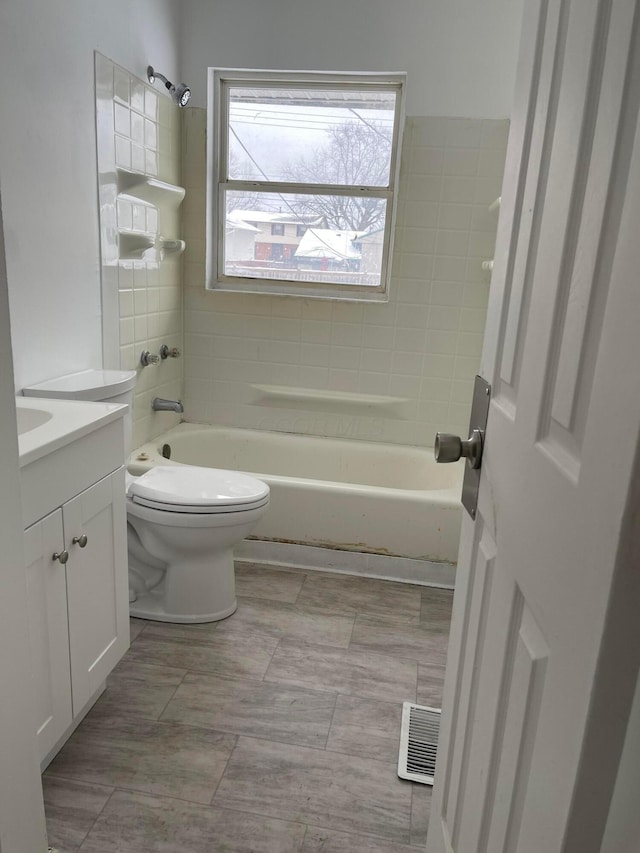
[{"xmin": 207, "ymin": 69, "xmax": 406, "ymax": 301}]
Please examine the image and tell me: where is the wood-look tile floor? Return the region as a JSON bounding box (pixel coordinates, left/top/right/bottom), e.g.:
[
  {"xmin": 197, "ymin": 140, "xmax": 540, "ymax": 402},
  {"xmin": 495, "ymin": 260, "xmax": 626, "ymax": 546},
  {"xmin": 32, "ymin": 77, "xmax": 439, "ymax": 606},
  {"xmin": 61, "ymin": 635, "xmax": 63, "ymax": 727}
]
[{"xmin": 44, "ymin": 563, "xmax": 452, "ymax": 852}]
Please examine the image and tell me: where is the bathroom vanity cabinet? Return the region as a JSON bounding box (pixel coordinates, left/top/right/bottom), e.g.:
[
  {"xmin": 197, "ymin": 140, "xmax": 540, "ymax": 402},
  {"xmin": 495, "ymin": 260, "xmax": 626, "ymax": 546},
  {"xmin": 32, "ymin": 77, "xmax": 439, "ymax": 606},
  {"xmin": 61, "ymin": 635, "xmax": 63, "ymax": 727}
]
[{"xmin": 18, "ymin": 399, "xmax": 130, "ymax": 767}]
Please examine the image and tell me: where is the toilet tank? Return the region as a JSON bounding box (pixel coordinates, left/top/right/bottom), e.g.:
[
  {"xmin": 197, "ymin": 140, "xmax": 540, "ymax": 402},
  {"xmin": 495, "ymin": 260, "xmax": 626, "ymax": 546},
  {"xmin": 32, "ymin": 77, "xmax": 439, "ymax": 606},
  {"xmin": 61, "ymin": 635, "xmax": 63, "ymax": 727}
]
[{"xmin": 22, "ymin": 369, "xmax": 137, "ymax": 457}]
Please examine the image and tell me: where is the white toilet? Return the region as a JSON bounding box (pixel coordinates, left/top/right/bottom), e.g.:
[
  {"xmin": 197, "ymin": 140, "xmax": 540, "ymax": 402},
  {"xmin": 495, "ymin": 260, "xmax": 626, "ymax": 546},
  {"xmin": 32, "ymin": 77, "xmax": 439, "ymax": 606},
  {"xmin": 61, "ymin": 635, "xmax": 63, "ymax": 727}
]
[
  {"xmin": 125, "ymin": 464, "xmax": 269, "ymax": 622},
  {"xmin": 22, "ymin": 369, "xmax": 270, "ymax": 623}
]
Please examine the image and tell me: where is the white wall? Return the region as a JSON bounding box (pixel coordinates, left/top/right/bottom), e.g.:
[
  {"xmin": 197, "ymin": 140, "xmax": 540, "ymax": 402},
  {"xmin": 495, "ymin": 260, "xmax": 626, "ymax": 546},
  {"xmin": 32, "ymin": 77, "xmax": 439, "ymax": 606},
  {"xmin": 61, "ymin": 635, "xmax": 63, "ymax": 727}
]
[
  {"xmin": 179, "ymin": 0, "xmax": 524, "ymax": 117},
  {"xmin": 0, "ymin": 0, "xmax": 181, "ymax": 389}
]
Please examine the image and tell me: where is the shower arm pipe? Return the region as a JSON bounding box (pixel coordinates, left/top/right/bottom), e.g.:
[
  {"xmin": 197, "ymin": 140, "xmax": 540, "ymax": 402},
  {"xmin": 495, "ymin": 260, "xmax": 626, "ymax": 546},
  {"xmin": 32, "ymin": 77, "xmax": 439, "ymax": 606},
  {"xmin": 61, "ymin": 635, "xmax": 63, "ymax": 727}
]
[
  {"xmin": 147, "ymin": 65, "xmax": 191, "ymax": 108},
  {"xmin": 150, "ymin": 69, "xmax": 171, "ymax": 89}
]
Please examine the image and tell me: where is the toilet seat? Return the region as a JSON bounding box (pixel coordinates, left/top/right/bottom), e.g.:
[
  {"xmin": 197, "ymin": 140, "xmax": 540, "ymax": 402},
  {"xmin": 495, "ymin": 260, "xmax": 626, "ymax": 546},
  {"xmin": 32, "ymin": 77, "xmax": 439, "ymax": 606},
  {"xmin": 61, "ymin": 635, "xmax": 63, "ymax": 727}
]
[
  {"xmin": 128, "ymin": 465, "xmax": 270, "ymax": 514},
  {"xmin": 130, "ymin": 493, "xmax": 270, "ymax": 514}
]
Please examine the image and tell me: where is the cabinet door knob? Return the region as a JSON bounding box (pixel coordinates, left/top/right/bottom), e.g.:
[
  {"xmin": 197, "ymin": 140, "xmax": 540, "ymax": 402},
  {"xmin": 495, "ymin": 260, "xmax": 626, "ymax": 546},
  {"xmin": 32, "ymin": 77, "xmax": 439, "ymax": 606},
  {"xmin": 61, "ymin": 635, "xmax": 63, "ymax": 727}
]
[
  {"xmin": 72, "ymin": 534, "xmax": 88, "ymax": 548},
  {"xmin": 52, "ymin": 550, "xmax": 69, "ymax": 564}
]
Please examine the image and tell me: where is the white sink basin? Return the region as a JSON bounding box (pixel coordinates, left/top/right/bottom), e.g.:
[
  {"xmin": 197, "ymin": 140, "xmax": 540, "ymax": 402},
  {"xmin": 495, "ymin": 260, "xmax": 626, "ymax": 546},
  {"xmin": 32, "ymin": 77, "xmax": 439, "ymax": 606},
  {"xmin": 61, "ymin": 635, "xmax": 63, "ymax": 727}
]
[
  {"xmin": 16, "ymin": 396, "xmax": 127, "ymax": 467},
  {"xmin": 16, "ymin": 406, "xmax": 53, "ymax": 435}
]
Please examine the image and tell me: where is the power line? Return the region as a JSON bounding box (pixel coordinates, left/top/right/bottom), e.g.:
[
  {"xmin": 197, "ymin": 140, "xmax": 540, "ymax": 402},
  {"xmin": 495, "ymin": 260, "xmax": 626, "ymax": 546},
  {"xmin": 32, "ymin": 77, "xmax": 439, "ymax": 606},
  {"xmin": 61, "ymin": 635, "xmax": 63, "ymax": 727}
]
[
  {"xmin": 347, "ymin": 108, "xmax": 393, "ymax": 144},
  {"xmin": 229, "ymin": 120, "xmax": 394, "ymax": 134},
  {"xmin": 229, "ymin": 115, "xmax": 394, "ymax": 131},
  {"xmin": 230, "ymin": 120, "xmax": 349, "ymax": 132}
]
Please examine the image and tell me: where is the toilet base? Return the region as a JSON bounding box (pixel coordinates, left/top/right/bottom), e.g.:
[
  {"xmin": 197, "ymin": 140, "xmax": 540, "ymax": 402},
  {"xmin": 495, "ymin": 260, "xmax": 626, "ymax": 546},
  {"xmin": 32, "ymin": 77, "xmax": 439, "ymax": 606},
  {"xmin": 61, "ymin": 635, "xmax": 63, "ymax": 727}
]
[{"xmin": 129, "ymin": 586, "xmax": 238, "ymax": 623}]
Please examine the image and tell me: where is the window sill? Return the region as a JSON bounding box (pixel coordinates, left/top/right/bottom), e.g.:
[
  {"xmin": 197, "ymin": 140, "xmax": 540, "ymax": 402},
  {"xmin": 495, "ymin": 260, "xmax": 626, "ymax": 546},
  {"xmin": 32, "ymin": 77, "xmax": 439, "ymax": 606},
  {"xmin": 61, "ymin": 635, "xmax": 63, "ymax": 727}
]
[{"xmin": 207, "ymin": 278, "xmax": 390, "ymax": 303}]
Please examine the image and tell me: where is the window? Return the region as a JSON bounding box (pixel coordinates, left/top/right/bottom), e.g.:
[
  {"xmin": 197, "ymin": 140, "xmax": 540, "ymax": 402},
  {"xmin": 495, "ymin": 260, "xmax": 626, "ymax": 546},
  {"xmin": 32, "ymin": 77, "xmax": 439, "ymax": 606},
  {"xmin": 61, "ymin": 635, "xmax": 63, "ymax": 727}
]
[{"xmin": 207, "ymin": 69, "xmax": 406, "ymax": 300}]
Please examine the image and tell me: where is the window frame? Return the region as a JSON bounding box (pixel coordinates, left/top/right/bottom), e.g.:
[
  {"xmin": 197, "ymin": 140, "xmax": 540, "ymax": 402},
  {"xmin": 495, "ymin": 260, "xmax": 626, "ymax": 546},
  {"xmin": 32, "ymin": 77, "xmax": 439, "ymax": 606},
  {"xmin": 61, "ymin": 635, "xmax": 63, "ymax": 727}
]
[{"xmin": 206, "ymin": 68, "xmax": 406, "ymax": 302}]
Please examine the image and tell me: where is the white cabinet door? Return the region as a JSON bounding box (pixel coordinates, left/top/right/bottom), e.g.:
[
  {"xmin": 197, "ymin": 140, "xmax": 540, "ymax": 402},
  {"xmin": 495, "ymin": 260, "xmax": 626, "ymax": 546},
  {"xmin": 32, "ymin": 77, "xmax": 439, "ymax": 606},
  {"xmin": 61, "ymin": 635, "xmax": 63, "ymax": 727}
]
[
  {"xmin": 23, "ymin": 509, "xmax": 73, "ymax": 762},
  {"xmin": 63, "ymin": 467, "xmax": 129, "ymax": 716}
]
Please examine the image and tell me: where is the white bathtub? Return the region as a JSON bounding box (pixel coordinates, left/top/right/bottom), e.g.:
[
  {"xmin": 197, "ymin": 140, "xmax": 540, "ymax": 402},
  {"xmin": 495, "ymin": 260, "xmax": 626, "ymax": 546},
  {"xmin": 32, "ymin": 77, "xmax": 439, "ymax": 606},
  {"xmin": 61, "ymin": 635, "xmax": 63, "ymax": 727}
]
[{"xmin": 129, "ymin": 424, "xmax": 463, "ymax": 567}]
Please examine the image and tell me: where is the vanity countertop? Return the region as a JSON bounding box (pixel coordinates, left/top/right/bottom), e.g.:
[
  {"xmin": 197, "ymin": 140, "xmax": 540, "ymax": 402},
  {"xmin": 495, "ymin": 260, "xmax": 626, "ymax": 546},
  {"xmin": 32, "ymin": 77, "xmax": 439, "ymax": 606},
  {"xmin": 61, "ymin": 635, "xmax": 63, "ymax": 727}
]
[{"xmin": 16, "ymin": 396, "xmax": 127, "ymax": 468}]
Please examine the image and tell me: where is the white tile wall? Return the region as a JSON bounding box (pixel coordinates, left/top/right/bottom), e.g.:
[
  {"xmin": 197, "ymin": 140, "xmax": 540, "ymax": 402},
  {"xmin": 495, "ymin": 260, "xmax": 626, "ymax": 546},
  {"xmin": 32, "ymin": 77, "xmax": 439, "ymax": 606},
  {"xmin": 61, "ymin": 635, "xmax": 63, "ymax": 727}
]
[
  {"xmin": 180, "ymin": 110, "xmax": 508, "ymax": 446},
  {"xmin": 95, "ymin": 55, "xmax": 184, "ymax": 449}
]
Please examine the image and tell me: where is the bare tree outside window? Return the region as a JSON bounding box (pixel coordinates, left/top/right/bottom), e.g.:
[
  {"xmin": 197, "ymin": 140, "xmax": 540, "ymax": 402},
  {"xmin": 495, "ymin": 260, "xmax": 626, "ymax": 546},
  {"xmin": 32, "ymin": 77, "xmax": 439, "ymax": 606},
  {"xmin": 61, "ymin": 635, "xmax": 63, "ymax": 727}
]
[
  {"xmin": 226, "ymin": 151, "xmax": 261, "ymax": 211},
  {"xmin": 284, "ymin": 122, "xmax": 392, "ymax": 232}
]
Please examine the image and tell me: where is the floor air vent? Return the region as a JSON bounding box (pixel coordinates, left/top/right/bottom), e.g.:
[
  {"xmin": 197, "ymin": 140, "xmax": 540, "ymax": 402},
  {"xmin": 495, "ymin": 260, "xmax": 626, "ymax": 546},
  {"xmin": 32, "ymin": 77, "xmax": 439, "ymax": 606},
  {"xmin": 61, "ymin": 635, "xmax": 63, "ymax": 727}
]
[{"xmin": 397, "ymin": 702, "xmax": 441, "ymax": 785}]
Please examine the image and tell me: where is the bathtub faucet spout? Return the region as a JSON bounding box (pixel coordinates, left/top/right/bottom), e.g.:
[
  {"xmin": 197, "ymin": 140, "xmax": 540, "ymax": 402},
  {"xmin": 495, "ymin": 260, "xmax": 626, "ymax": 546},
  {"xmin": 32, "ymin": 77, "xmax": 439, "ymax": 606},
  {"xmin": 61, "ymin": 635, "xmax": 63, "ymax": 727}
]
[{"xmin": 152, "ymin": 397, "xmax": 184, "ymax": 413}]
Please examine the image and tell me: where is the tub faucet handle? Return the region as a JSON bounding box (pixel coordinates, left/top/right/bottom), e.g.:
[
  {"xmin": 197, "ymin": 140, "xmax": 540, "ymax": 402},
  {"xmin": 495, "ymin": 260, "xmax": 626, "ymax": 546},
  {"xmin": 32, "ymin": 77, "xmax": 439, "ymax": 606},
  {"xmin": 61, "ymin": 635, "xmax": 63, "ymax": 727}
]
[
  {"xmin": 160, "ymin": 344, "xmax": 181, "ymax": 359},
  {"xmin": 140, "ymin": 350, "xmax": 160, "ymax": 367}
]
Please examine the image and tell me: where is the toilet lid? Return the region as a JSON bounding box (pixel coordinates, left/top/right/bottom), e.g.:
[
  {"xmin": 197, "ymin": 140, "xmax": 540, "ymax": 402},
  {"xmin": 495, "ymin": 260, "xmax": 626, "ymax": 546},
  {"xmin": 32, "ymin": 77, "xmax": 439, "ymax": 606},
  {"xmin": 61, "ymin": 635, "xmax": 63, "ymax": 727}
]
[{"xmin": 129, "ymin": 465, "xmax": 269, "ymax": 512}]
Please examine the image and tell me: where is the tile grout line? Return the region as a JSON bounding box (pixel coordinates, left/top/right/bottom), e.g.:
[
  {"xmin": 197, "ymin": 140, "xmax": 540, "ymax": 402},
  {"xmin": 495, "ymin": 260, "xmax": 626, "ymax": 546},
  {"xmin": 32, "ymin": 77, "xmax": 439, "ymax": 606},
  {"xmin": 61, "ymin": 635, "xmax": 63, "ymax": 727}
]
[
  {"xmin": 321, "ymin": 690, "xmax": 340, "ymax": 751},
  {"xmin": 345, "ymin": 610, "xmax": 357, "ymax": 651},
  {"xmin": 52, "ymin": 783, "xmax": 118, "ymax": 852},
  {"xmin": 261, "ymin": 635, "xmax": 284, "ymax": 682},
  {"xmin": 218, "ymin": 724, "xmax": 398, "ymax": 772},
  {"xmin": 125, "ymin": 654, "xmax": 275, "ymax": 682},
  {"xmin": 64, "ymin": 709, "xmax": 257, "ymax": 739},
  {"xmin": 83, "ymin": 689, "xmax": 424, "ymax": 764},
  {"xmin": 292, "ymin": 570, "xmax": 310, "ymax": 606},
  {"xmin": 197, "ymin": 799, "xmax": 414, "ymax": 849},
  {"xmin": 208, "ymin": 735, "xmax": 239, "ymax": 806},
  {"xmin": 219, "ymin": 731, "xmax": 399, "ymax": 760},
  {"xmin": 73, "ymin": 782, "xmax": 413, "ymax": 851},
  {"xmin": 300, "ymin": 818, "xmax": 414, "ymax": 850},
  {"xmin": 155, "ymin": 668, "xmax": 192, "ymax": 721},
  {"xmin": 48, "ymin": 773, "xmax": 247, "ymax": 814}
]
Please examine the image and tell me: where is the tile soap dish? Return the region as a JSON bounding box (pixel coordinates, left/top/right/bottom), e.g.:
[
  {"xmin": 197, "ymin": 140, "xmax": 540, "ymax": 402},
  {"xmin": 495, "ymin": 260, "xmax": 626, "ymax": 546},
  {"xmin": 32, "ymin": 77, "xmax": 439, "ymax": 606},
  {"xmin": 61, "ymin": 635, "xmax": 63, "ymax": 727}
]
[
  {"xmin": 159, "ymin": 238, "xmax": 186, "ymax": 256},
  {"xmin": 116, "ymin": 168, "xmax": 185, "ymax": 207},
  {"xmin": 118, "ymin": 233, "xmax": 186, "ymax": 261}
]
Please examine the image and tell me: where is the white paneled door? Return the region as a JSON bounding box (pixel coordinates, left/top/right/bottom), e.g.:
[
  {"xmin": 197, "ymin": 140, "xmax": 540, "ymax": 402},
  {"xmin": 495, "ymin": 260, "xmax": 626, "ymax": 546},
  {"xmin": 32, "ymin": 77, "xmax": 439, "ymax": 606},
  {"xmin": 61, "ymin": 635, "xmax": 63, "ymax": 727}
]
[{"xmin": 427, "ymin": 2, "xmax": 640, "ymax": 852}]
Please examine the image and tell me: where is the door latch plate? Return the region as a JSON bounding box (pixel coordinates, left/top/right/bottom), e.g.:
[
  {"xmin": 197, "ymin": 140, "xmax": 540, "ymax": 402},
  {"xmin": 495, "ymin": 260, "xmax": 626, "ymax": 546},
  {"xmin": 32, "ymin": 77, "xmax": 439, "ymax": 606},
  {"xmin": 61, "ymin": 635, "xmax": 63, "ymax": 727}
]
[{"xmin": 462, "ymin": 375, "xmax": 491, "ymax": 519}]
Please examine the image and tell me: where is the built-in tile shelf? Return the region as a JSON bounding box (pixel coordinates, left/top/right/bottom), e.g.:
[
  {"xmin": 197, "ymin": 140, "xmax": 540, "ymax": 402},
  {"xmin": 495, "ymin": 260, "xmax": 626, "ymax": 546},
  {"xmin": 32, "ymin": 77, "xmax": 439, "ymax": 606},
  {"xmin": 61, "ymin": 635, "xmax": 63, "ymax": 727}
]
[
  {"xmin": 118, "ymin": 230, "xmax": 155, "ymax": 259},
  {"xmin": 250, "ymin": 384, "xmax": 411, "ymax": 419},
  {"xmin": 116, "ymin": 168, "xmax": 185, "ymax": 208},
  {"xmin": 118, "ymin": 230, "xmax": 186, "ymax": 260},
  {"xmin": 160, "ymin": 238, "xmax": 186, "ymax": 256}
]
